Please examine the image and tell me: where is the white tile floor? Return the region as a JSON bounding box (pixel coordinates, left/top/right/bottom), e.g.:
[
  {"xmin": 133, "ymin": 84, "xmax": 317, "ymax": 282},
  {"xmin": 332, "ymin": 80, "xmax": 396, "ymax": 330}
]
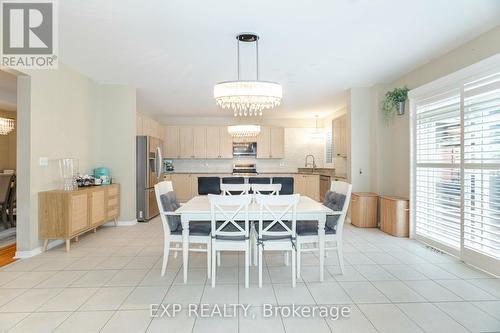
[{"xmin": 1, "ymin": 218, "xmax": 499, "ymax": 333}]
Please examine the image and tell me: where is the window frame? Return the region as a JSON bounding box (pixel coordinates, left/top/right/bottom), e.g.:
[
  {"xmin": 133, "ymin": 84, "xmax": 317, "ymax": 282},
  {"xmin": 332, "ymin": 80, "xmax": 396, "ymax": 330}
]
[{"xmin": 409, "ymin": 53, "xmax": 500, "ymax": 276}]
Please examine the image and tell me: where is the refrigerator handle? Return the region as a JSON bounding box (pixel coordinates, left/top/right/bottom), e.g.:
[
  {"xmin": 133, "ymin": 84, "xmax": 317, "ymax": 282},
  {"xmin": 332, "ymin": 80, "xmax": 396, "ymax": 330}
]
[{"xmin": 156, "ymin": 146, "xmax": 162, "ymax": 180}]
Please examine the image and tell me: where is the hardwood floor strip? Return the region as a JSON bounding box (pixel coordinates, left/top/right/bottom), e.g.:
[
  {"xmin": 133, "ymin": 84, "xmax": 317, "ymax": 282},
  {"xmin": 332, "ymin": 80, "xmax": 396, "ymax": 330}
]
[{"xmin": 0, "ymin": 243, "xmax": 16, "ymax": 267}]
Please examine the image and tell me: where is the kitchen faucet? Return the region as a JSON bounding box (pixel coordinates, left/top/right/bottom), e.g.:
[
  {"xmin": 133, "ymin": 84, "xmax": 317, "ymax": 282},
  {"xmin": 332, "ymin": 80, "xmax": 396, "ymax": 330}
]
[{"xmin": 305, "ymin": 154, "xmax": 316, "ymax": 171}]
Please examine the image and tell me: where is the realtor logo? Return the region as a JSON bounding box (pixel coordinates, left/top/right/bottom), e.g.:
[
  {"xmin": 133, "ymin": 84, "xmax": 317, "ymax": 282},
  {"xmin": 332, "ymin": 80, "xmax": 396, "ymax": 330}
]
[{"xmin": 1, "ymin": 0, "xmax": 58, "ymax": 69}]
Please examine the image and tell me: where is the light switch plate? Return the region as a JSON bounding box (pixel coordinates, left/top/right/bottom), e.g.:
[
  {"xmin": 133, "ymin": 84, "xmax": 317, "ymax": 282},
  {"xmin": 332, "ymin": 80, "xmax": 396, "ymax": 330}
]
[{"xmin": 39, "ymin": 157, "xmax": 49, "ymax": 166}]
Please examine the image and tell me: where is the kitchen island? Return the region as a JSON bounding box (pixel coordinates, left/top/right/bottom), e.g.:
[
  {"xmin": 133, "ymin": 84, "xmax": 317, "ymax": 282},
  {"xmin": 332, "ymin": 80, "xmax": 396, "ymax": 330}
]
[{"xmin": 162, "ymin": 169, "xmax": 346, "ymax": 202}]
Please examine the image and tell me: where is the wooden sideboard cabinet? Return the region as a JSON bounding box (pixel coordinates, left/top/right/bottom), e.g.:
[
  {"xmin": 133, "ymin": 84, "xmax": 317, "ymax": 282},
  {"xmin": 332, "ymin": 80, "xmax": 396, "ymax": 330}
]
[
  {"xmin": 38, "ymin": 184, "xmax": 120, "ymax": 251},
  {"xmin": 350, "ymin": 192, "xmax": 378, "ymax": 228},
  {"xmin": 379, "ymin": 196, "xmax": 409, "ymax": 237}
]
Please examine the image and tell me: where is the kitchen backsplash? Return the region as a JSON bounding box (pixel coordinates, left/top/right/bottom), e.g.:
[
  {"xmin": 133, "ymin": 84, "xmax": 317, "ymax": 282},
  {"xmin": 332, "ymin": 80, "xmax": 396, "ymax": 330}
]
[{"xmin": 171, "ymin": 128, "xmax": 328, "ymax": 173}]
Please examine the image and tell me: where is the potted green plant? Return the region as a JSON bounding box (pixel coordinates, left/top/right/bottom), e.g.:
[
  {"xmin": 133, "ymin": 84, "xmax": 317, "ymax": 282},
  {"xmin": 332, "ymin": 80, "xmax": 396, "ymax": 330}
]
[{"xmin": 382, "ymin": 87, "xmax": 409, "ymax": 120}]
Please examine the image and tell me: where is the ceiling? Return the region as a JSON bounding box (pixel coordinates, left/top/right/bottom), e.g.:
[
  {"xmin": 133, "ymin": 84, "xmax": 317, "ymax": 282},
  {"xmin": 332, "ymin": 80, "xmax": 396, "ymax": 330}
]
[{"xmin": 59, "ymin": 0, "xmax": 500, "ymax": 119}]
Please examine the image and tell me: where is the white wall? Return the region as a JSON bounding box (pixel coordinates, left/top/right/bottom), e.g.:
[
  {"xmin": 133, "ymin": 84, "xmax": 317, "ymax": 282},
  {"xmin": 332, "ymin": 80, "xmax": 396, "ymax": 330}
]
[
  {"xmin": 91, "ymin": 85, "xmax": 137, "ymax": 221},
  {"xmin": 171, "ymin": 127, "xmax": 326, "ymax": 173},
  {"xmin": 371, "ymin": 25, "xmax": 500, "ymax": 197},
  {"xmin": 347, "ymin": 88, "xmax": 373, "ymax": 192},
  {"xmin": 16, "ymin": 64, "xmax": 136, "ymax": 253}
]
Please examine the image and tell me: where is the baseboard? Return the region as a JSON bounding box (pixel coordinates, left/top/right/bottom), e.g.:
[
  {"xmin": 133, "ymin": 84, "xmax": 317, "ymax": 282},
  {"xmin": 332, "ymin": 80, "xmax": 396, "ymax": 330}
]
[
  {"xmin": 14, "ymin": 239, "xmax": 64, "ymax": 259},
  {"xmin": 103, "ymin": 219, "xmax": 138, "ymax": 227}
]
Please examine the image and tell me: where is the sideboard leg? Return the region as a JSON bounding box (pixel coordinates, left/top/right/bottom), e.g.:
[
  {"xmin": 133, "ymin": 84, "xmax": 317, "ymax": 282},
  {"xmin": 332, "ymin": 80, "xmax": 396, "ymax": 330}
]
[
  {"xmin": 65, "ymin": 239, "xmax": 70, "ymax": 252},
  {"xmin": 43, "ymin": 239, "xmax": 49, "ymax": 252}
]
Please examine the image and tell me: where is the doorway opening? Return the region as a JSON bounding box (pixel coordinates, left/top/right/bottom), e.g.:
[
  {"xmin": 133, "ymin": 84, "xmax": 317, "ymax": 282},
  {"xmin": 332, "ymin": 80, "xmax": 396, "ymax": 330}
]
[{"xmin": 0, "ymin": 70, "xmax": 17, "ymax": 266}]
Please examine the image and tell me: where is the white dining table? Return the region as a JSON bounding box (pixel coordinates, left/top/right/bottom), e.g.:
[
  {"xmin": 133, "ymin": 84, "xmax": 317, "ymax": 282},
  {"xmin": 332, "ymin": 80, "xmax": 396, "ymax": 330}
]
[{"xmin": 176, "ymin": 195, "xmax": 334, "ymax": 284}]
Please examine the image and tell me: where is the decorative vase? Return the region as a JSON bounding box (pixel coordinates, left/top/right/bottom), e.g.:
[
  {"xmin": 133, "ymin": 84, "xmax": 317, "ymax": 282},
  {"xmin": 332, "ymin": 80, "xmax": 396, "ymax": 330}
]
[{"xmin": 397, "ymin": 101, "xmax": 405, "ymax": 116}]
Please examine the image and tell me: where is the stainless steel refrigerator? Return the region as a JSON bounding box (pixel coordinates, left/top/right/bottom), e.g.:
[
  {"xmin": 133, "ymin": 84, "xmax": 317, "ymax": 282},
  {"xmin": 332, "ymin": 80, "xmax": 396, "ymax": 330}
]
[{"xmin": 136, "ymin": 136, "xmax": 163, "ymax": 221}]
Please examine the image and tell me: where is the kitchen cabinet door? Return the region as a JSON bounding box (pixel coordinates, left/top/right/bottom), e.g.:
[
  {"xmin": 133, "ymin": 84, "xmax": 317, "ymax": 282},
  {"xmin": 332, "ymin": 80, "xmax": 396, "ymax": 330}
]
[
  {"xmin": 205, "ymin": 127, "xmax": 220, "ymax": 158},
  {"xmin": 219, "ymin": 127, "xmax": 234, "ymax": 158},
  {"xmin": 171, "ymin": 174, "xmax": 192, "ymax": 202},
  {"xmin": 141, "ymin": 116, "xmax": 151, "ymax": 137},
  {"xmin": 257, "ymin": 126, "xmax": 271, "ymax": 158},
  {"xmin": 89, "ymin": 188, "xmax": 106, "ymax": 228},
  {"xmin": 270, "ymin": 127, "xmax": 284, "ymax": 158},
  {"xmin": 69, "ymin": 193, "xmax": 89, "ymax": 234},
  {"xmin": 305, "ymin": 175, "xmax": 320, "ymax": 201},
  {"xmin": 164, "ymin": 126, "xmax": 180, "ymax": 159},
  {"xmin": 179, "ymin": 127, "xmax": 194, "ymax": 159},
  {"xmin": 193, "ymin": 127, "xmax": 206, "ymax": 159},
  {"xmin": 293, "ymin": 175, "xmax": 306, "ymax": 195}
]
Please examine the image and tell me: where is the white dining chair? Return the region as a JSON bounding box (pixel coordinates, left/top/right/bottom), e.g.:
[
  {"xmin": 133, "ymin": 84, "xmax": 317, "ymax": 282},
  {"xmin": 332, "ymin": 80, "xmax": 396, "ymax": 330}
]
[
  {"xmin": 220, "ymin": 183, "xmax": 251, "ymax": 195},
  {"xmin": 255, "ymin": 194, "xmax": 300, "ymax": 287},
  {"xmin": 296, "ymin": 181, "xmax": 352, "ymax": 277},
  {"xmin": 249, "ymin": 183, "xmax": 282, "ymax": 266},
  {"xmin": 154, "ymin": 181, "xmax": 211, "ymax": 277},
  {"xmin": 251, "ymin": 183, "xmax": 282, "ymax": 195},
  {"xmin": 208, "ymin": 194, "xmax": 252, "ymax": 288}
]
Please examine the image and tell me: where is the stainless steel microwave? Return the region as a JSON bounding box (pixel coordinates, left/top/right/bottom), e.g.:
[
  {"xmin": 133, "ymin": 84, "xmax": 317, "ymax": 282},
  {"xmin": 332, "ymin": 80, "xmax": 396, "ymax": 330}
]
[{"xmin": 233, "ymin": 142, "xmax": 257, "ymax": 157}]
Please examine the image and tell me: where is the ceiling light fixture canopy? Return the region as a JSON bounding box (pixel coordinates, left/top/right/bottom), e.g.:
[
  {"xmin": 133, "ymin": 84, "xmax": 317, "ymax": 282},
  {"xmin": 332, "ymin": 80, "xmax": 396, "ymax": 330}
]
[
  {"xmin": 227, "ymin": 124, "xmax": 261, "ymax": 138},
  {"xmin": 214, "ymin": 33, "xmax": 282, "ymax": 117},
  {"xmin": 0, "ymin": 117, "xmax": 14, "ymax": 135}
]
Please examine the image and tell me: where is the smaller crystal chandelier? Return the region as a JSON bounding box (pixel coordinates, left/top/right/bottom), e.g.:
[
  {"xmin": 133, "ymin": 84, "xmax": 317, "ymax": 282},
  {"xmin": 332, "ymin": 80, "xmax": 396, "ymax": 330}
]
[
  {"xmin": 0, "ymin": 117, "xmax": 15, "ymax": 135},
  {"xmin": 227, "ymin": 125, "xmax": 261, "ymax": 138},
  {"xmin": 214, "ymin": 33, "xmax": 282, "ymax": 117}
]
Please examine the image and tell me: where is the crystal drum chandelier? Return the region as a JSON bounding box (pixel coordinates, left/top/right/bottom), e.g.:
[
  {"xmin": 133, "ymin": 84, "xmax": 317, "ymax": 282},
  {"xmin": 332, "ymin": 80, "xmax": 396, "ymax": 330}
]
[
  {"xmin": 214, "ymin": 33, "xmax": 282, "ymax": 117},
  {"xmin": 227, "ymin": 124, "xmax": 261, "ymax": 138},
  {"xmin": 0, "ymin": 117, "xmax": 15, "ymax": 135}
]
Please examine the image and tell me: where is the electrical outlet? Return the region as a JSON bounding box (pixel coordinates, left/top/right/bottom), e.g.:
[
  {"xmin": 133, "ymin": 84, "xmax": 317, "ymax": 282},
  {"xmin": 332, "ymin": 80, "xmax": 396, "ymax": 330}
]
[{"xmin": 39, "ymin": 157, "xmax": 49, "ymax": 166}]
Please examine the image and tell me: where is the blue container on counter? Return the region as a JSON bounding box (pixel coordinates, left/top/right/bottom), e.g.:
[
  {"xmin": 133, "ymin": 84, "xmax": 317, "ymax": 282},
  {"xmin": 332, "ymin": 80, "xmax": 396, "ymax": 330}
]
[{"xmin": 93, "ymin": 167, "xmax": 110, "ymax": 185}]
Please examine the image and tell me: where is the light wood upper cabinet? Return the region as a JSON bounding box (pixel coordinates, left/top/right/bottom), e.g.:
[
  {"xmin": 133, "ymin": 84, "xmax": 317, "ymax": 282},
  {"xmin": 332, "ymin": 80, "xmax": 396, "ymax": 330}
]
[
  {"xmin": 164, "ymin": 126, "xmax": 180, "ymax": 159},
  {"xmin": 219, "ymin": 127, "xmax": 233, "ymax": 158},
  {"xmin": 270, "ymin": 127, "xmax": 284, "ymax": 158},
  {"xmin": 257, "ymin": 126, "xmax": 284, "ymax": 159},
  {"xmin": 257, "ymin": 126, "xmax": 271, "ymax": 158},
  {"xmin": 193, "ymin": 127, "xmax": 206, "ymax": 159},
  {"xmin": 205, "ymin": 127, "xmax": 233, "ymax": 159},
  {"xmin": 159, "ymin": 125, "xmax": 283, "ymax": 160},
  {"xmin": 205, "ymin": 127, "xmax": 220, "ymax": 158},
  {"xmin": 137, "ymin": 112, "xmax": 163, "ymax": 139},
  {"xmin": 333, "ymin": 114, "xmax": 347, "ymax": 158},
  {"xmin": 179, "ymin": 127, "xmax": 194, "ymax": 158}
]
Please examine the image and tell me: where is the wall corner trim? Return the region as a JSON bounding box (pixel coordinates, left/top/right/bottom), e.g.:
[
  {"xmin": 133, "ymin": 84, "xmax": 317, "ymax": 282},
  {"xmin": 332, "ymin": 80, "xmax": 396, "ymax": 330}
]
[{"xmin": 14, "ymin": 239, "xmax": 64, "ymax": 259}]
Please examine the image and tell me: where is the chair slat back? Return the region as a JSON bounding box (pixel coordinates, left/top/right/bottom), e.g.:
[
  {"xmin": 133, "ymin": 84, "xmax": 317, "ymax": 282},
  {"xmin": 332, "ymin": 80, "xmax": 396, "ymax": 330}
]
[
  {"xmin": 0, "ymin": 174, "xmax": 13, "ymax": 204},
  {"xmin": 220, "ymin": 183, "xmax": 251, "ymax": 196},
  {"xmin": 251, "ymin": 183, "xmax": 282, "ymax": 195},
  {"xmin": 255, "ymin": 194, "xmax": 299, "ymax": 238},
  {"xmin": 208, "ymin": 194, "xmax": 252, "ymax": 239},
  {"xmin": 154, "ymin": 180, "xmax": 175, "ymax": 234},
  {"xmin": 329, "ymin": 181, "xmax": 352, "ymax": 236}
]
